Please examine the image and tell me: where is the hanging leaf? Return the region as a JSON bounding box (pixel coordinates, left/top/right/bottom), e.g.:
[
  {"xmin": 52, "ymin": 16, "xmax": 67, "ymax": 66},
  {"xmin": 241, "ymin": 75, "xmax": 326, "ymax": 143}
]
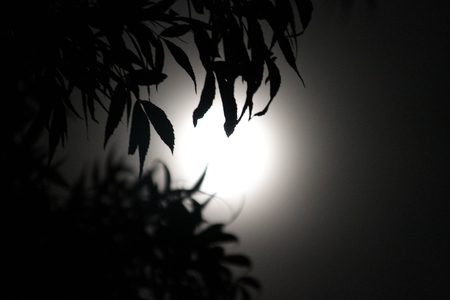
[
  {"xmin": 193, "ymin": 71, "xmax": 215, "ymax": 126},
  {"xmin": 153, "ymin": 37, "xmax": 165, "ymax": 73},
  {"xmin": 294, "ymin": 0, "xmax": 313, "ymax": 31},
  {"xmin": 254, "ymin": 56, "xmax": 281, "ymax": 117},
  {"xmin": 125, "ymin": 69, "xmax": 168, "ymax": 86},
  {"xmin": 129, "ymin": 101, "xmax": 150, "ymax": 177},
  {"xmin": 141, "ymin": 101, "xmax": 174, "ymax": 153},
  {"xmin": 163, "ymin": 40, "xmax": 197, "ymax": 92},
  {"xmin": 193, "ymin": 28, "xmax": 218, "ymax": 69},
  {"xmin": 214, "ymin": 62, "xmax": 238, "ymax": 136},
  {"xmin": 104, "ymin": 82, "xmax": 128, "ymax": 148},
  {"xmin": 128, "ymin": 23, "xmax": 155, "ymax": 69},
  {"xmin": 160, "ymin": 24, "xmax": 191, "ymax": 37}
]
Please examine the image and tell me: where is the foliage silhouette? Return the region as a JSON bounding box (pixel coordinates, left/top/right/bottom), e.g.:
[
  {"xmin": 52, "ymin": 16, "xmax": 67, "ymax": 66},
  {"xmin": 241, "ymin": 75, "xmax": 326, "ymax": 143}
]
[
  {"xmin": 4, "ymin": 0, "xmax": 313, "ymax": 173},
  {"xmin": 4, "ymin": 143, "xmax": 260, "ymax": 299}
]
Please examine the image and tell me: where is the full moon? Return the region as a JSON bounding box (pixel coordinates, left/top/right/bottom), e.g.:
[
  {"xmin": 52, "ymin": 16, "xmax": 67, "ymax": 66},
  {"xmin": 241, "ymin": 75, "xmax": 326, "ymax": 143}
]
[{"xmin": 177, "ymin": 103, "xmax": 271, "ymax": 205}]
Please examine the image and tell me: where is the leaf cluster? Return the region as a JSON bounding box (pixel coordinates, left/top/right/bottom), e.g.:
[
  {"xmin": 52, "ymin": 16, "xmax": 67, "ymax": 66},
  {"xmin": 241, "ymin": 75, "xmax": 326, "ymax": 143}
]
[
  {"xmin": 5, "ymin": 0, "xmax": 312, "ymax": 175},
  {"xmin": 61, "ymin": 157, "xmax": 261, "ymax": 300}
]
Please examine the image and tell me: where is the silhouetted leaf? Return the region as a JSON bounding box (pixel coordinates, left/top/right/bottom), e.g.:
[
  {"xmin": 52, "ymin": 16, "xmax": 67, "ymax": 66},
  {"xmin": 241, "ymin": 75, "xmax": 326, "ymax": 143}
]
[
  {"xmin": 153, "ymin": 37, "xmax": 165, "ymax": 73},
  {"xmin": 239, "ymin": 17, "xmax": 266, "ymax": 121},
  {"xmin": 223, "ymin": 255, "xmax": 251, "ymax": 267},
  {"xmin": 187, "ymin": 166, "xmax": 207, "ymax": 197},
  {"xmin": 193, "ymin": 28, "xmax": 218, "ymax": 69},
  {"xmin": 129, "ymin": 101, "xmax": 150, "ymax": 177},
  {"xmin": 141, "ymin": 101, "xmax": 174, "ymax": 153},
  {"xmin": 193, "ymin": 71, "xmax": 215, "ymax": 126},
  {"xmin": 163, "ymin": 40, "xmax": 197, "ymax": 92},
  {"xmin": 197, "ymin": 224, "xmax": 238, "ymax": 245},
  {"xmin": 104, "ymin": 82, "xmax": 128, "ymax": 148},
  {"xmin": 126, "ymin": 69, "xmax": 168, "ymax": 86},
  {"xmin": 254, "ymin": 56, "xmax": 281, "ymax": 117},
  {"xmin": 214, "ymin": 62, "xmax": 238, "ymax": 136},
  {"xmin": 244, "ymin": 0, "xmax": 275, "ymax": 20},
  {"xmin": 128, "ymin": 23, "xmax": 155, "ymax": 69},
  {"xmin": 295, "ymin": 0, "xmax": 313, "ymax": 31},
  {"xmin": 160, "ymin": 24, "xmax": 191, "ymax": 37},
  {"xmin": 191, "ymin": 0, "xmax": 204, "ymax": 14},
  {"xmin": 273, "ymin": 28, "xmax": 304, "ymax": 85},
  {"xmin": 147, "ymin": 0, "xmax": 177, "ymax": 19}
]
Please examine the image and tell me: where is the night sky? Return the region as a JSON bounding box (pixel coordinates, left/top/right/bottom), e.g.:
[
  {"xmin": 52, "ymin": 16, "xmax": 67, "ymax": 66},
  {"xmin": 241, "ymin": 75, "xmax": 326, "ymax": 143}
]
[{"xmin": 52, "ymin": 0, "xmax": 449, "ymax": 298}]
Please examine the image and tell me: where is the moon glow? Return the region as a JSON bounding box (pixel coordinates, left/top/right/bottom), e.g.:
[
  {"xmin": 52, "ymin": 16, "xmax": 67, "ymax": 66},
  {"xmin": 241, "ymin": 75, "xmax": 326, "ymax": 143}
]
[{"xmin": 177, "ymin": 104, "xmax": 271, "ymax": 202}]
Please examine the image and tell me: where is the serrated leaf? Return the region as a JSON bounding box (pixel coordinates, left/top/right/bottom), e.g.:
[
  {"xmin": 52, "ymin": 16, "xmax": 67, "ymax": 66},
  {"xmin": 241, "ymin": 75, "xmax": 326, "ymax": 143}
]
[
  {"xmin": 129, "ymin": 101, "xmax": 150, "ymax": 177},
  {"xmin": 141, "ymin": 101, "xmax": 174, "ymax": 153},
  {"xmin": 164, "ymin": 40, "xmax": 197, "ymax": 92},
  {"xmin": 160, "ymin": 24, "xmax": 191, "ymax": 37},
  {"xmin": 254, "ymin": 56, "xmax": 281, "ymax": 117},
  {"xmin": 126, "ymin": 69, "xmax": 168, "ymax": 86},
  {"xmin": 214, "ymin": 62, "xmax": 238, "ymax": 136},
  {"xmin": 223, "ymin": 255, "xmax": 251, "ymax": 267},
  {"xmin": 193, "ymin": 71, "xmax": 215, "ymax": 126},
  {"xmin": 104, "ymin": 82, "xmax": 128, "ymax": 148}
]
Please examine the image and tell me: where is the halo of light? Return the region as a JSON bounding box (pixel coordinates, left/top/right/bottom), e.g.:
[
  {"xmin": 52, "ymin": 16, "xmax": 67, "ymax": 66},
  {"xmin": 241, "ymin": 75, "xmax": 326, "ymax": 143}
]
[{"xmin": 177, "ymin": 104, "xmax": 271, "ymax": 201}]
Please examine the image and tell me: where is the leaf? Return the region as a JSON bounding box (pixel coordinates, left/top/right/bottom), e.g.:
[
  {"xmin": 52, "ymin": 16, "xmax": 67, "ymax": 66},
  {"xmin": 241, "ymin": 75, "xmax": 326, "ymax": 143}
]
[
  {"xmin": 153, "ymin": 37, "xmax": 165, "ymax": 73},
  {"xmin": 193, "ymin": 71, "xmax": 215, "ymax": 126},
  {"xmin": 190, "ymin": 0, "xmax": 204, "ymax": 14},
  {"xmin": 129, "ymin": 101, "xmax": 150, "ymax": 177},
  {"xmin": 193, "ymin": 28, "xmax": 217, "ymax": 69},
  {"xmin": 163, "ymin": 40, "xmax": 197, "ymax": 92},
  {"xmin": 128, "ymin": 23, "xmax": 155, "ymax": 69},
  {"xmin": 141, "ymin": 101, "xmax": 174, "ymax": 153},
  {"xmin": 125, "ymin": 69, "xmax": 168, "ymax": 86},
  {"xmin": 294, "ymin": 0, "xmax": 313, "ymax": 31},
  {"xmin": 254, "ymin": 56, "xmax": 281, "ymax": 117},
  {"xmin": 160, "ymin": 24, "xmax": 191, "ymax": 37},
  {"xmin": 197, "ymin": 224, "xmax": 238, "ymax": 245},
  {"xmin": 147, "ymin": 0, "xmax": 177, "ymax": 18},
  {"xmin": 104, "ymin": 82, "xmax": 128, "ymax": 148},
  {"xmin": 244, "ymin": 0, "xmax": 275, "ymax": 20},
  {"xmin": 222, "ymin": 255, "xmax": 251, "ymax": 268},
  {"xmin": 214, "ymin": 62, "xmax": 238, "ymax": 136}
]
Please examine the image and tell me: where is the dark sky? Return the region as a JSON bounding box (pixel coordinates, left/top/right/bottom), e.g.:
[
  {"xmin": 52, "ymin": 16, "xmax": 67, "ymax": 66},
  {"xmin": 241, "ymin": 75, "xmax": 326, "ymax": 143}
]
[
  {"xmin": 221, "ymin": 0, "xmax": 449, "ymax": 299},
  {"xmin": 53, "ymin": 0, "xmax": 449, "ymax": 298}
]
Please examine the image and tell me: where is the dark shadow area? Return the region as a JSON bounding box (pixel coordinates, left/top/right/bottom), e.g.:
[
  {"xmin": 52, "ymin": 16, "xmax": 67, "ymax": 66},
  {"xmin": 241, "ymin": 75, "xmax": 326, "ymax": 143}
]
[{"xmin": 3, "ymin": 131, "xmax": 260, "ymax": 299}]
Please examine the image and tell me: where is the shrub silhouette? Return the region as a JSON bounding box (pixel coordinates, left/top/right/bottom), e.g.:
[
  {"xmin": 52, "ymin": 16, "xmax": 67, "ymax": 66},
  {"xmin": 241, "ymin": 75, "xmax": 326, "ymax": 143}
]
[{"xmin": 4, "ymin": 139, "xmax": 260, "ymax": 299}]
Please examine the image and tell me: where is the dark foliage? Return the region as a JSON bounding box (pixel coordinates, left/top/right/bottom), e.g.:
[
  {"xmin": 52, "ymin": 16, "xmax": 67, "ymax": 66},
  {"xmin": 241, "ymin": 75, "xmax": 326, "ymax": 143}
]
[
  {"xmin": 4, "ymin": 141, "xmax": 260, "ymax": 299},
  {"xmin": 4, "ymin": 0, "xmax": 313, "ymax": 173}
]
